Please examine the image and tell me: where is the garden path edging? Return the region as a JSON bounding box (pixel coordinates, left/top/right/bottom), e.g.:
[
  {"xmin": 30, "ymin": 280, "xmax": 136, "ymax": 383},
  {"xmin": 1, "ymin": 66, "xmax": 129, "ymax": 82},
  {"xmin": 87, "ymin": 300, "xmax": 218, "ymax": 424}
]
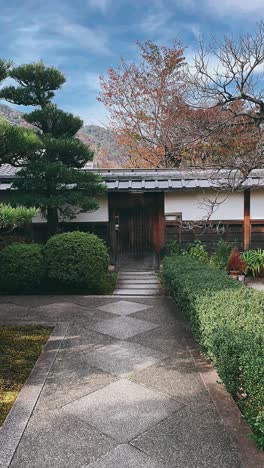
[{"xmin": 0, "ymin": 321, "xmax": 69, "ymax": 468}]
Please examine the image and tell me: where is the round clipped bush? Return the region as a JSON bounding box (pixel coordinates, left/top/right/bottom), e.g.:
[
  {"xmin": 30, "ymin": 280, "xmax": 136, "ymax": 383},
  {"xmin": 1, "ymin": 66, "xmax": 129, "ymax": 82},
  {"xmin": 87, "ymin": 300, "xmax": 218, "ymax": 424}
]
[
  {"xmin": 45, "ymin": 231, "xmax": 109, "ymax": 291},
  {"xmin": 0, "ymin": 243, "xmax": 45, "ymax": 293}
]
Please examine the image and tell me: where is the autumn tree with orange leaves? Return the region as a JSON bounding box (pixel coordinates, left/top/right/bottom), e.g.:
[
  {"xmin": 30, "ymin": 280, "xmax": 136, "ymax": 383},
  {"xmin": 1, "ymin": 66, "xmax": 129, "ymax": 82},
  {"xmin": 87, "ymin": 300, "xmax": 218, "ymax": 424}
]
[
  {"xmin": 98, "ymin": 40, "xmax": 190, "ymax": 168},
  {"xmin": 99, "ymin": 31, "xmax": 264, "ymax": 178}
]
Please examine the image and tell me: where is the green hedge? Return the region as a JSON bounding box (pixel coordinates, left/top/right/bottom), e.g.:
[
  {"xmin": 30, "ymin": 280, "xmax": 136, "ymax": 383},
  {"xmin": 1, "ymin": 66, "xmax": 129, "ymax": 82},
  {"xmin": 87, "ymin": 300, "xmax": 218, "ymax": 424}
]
[
  {"xmin": 162, "ymin": 255, "xmax": 264, "ymax": 449},
  {"xmin": 0, "ymin": 243, "xmax": 45, "ymax": 293},
  {"xmin": 45, "ymin": 231, "xmax": 109, "ymax": 291}
]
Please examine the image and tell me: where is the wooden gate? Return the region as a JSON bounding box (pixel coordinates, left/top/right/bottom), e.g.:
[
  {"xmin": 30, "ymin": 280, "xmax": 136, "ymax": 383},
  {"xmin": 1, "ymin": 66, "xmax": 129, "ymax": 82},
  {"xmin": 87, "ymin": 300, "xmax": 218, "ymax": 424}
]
[{"xmin": 109, "ymin": 192, "xmax": 164, "ymax": 269}]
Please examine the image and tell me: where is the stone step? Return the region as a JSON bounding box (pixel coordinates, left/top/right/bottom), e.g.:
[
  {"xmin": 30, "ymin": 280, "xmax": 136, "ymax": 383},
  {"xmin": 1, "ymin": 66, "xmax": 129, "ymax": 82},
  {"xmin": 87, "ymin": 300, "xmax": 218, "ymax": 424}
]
[
  {"xmin": 114, "ymin": 269, "xmax": 162, "ymax": 296},
  {"xmin": 116, "ymin": 283, "xmax": 159, "ymax": 289},
  {"xmin": 113, "ymin": 288, "xmax": 162, "ymax": 296},
  {"xmin": 118, "ymin": 271, "xmax": 157, "ymax": 275},
  {"xmin": 117, "ymin": 280, "xmax": 160, "ymax": 285},
  {"xmin": 118, "ymin": 274, "xmax": 157, "ymax": 280}
]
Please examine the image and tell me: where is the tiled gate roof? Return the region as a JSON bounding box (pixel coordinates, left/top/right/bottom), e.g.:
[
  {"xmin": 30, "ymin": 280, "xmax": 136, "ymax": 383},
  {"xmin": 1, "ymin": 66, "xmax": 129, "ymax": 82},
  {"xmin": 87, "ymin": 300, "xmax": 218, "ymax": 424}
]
[{"xmin": 0, "ymin": 165, "xmax": 264, "ymax": 190}]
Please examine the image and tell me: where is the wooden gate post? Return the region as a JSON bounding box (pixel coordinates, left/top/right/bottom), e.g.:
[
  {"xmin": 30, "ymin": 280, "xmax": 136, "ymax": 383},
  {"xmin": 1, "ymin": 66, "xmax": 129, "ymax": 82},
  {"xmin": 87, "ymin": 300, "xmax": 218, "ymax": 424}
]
[{"xmin": 244, "ymin": 189, "xmax": 251, "ymax": 250}]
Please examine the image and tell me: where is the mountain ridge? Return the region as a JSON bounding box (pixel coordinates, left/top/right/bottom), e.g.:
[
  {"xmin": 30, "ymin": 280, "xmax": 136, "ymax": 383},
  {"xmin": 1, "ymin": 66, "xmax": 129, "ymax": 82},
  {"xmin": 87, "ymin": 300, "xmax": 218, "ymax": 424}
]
[{"xmin": 0, "ymin": 103, "xmax": 124, "ymax": 167}]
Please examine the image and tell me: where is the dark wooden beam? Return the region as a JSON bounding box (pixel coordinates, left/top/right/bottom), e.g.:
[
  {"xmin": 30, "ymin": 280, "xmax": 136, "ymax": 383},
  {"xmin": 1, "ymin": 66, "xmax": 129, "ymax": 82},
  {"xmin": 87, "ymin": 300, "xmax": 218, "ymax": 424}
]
[{"xmin": 244, "ymin": 189, "xmax": 251, "ymax": 250}]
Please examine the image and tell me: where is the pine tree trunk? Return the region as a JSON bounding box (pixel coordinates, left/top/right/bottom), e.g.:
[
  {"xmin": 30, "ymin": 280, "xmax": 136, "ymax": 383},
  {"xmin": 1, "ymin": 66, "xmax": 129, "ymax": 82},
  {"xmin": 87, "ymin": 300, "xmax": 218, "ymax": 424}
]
[{"xmin": 47, "ymin": 207, "xmax": 59, "ymax": 238}]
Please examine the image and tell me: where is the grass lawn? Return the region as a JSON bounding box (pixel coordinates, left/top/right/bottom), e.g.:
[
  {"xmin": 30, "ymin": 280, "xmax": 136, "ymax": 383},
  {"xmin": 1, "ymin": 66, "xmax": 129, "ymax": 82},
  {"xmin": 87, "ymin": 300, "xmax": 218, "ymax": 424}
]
[{"xmin": 0, "ymin": 325, "xmax": 52, "ymax": 426}]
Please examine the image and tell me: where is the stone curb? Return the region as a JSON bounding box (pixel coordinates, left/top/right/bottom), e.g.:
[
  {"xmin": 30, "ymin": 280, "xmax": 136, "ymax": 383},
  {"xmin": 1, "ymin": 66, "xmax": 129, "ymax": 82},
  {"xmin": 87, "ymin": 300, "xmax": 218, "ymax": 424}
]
[
  {"xmin": 0, "ymin": 321, "xmax": 69, "ymax": 468},
  {"xmin": 185, "ymin": 336, "xmax": 264, "ymax": 468}
]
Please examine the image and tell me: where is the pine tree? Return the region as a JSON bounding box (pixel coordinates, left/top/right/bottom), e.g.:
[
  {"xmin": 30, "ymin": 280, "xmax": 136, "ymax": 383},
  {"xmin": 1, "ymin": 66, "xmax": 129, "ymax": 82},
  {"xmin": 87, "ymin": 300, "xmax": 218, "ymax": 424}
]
[
  {"xmin": 0, "ymin": 59, "xmax": 41, "ymax": 165},
  {"xmin": 0, "ymin": 62, "xmax": 104, "ymax": 237},
  {"xmin": 0, "ymin": 59, "xmax": 11, "ymax": 82}
]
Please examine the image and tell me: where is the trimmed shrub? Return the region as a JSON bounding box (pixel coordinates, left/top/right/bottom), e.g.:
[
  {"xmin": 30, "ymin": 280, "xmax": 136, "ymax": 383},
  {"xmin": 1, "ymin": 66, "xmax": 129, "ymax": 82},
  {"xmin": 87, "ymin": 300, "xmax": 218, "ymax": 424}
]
[
  {"xmin": 162, "ymin": 255, "xmax": 264, "ymax": 449},
  {"xmin": 45, "ymin": 231, "xmax": 109, "ymax": 291},
  {"xmin": 0, "ymin": 243, "xmax": 45, "ymax": 293}
]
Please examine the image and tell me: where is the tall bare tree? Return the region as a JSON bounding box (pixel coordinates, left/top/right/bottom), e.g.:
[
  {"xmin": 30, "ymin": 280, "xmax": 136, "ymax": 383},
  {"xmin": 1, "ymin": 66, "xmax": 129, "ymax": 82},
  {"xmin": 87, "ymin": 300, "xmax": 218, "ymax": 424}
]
[{"xmin": 189, "ymin": 21, "xmax": 264, "ymax": 180}]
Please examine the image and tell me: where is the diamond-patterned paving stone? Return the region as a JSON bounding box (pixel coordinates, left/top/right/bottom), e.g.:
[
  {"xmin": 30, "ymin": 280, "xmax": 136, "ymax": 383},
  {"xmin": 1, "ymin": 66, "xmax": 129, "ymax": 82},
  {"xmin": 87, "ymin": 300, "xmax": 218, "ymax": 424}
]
[
  {"xmin": 88, "ymin": 316, "xmax": 159, "ymax": 339},
  {"xmin": 82, "ymin": 340, "xmax": 168, "ymax": 377},
  {"xmin": 131, "ymin": 355, "xmax": 210, "ymax": 405},
  {"xmin": 7, "ymin": 296, "xmax": 74, "ymax": 308},
  {"xmin": 0, "ymin": 303, "xmax": 29, "ymax": 320},
  {"xmin": 10, "ymin": 409, "xmax": 117, "ymax": 468},
  {"xmin": 130, "ymin": 302, "xmax": 184, "ymax": 325},
  {"xmin": 85, "ymin": 444, "xmax": 166, "ymax": 468},
  {"xmin": 60, "ymin": 324, "xmax": 115, "ymax": 354},
  {"xmin": 128, "ymin": 324, "xmax": 187, "ymax": 355},
  {"xmin": 29, "ymin": 302, "xmax": 97, "ymax": 321},
  {"xmin": 97, "ymin": 300, "xmax": 152, "ymax": 316},
  {"xmin": 63, "ymin": 379, "xmax": 182, "ymax": 443},
  {"xmin": 131, "ymin": 402, "xmax": 242, "ymax": 468},
  {"xmin": 37, "ymin": 357, "xmax": 116, "ymax": 410}
]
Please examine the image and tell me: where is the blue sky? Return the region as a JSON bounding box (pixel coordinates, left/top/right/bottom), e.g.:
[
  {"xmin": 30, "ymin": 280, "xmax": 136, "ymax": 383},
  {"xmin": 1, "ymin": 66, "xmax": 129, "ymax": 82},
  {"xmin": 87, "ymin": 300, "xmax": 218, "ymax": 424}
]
[{"xmin": 0, "ymin": 0, "xmax": 263, "ymax": 125}]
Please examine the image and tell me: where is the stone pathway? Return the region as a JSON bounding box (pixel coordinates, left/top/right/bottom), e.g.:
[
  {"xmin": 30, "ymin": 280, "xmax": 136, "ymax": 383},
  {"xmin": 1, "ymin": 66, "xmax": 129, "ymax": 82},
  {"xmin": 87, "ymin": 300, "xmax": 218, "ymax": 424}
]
[
  {"xmin": 113, "ymin": 271, "xmax": 162, "ymax": 296},
  {"xmin": 0, "ymin": 296, "xmax": 245, "ymax": 467},
  {"xmin": 247, "ymin": 278, "xmax": 264, "ymax": 291}
]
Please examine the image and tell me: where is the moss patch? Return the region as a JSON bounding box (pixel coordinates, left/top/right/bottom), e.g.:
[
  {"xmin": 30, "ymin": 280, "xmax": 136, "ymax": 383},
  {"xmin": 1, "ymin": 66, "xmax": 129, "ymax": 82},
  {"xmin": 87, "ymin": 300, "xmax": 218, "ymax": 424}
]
[{"xmin": 0, "ymin": 325, "xmax": 52, "ymax": 426}]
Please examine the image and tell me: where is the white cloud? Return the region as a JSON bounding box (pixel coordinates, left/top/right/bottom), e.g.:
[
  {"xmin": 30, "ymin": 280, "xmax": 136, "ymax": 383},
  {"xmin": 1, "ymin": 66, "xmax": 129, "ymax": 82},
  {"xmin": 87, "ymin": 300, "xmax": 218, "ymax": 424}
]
[
  {"xmin": 8, "ymin": 15, "xmax": 113, "ymax": 64},
  {"xmin": 141, "ymin": 11, "xmax": 172, "ymax": 33},
  {"xmin": 87, "ymin": 0, "xmax": 111, "ymax": 14},
  {"xmin": 10, "ymin": 22, "xmax": 62, "ymax": 64},
  {"xmin": 207, "ymin": 0, "xmax": 264, "ymax": 14},
  {"xmin": 66, "ymin": 71, "xmax": 101, "ymax": 92},
  {"xmin": 61, "ymin": 22, "xmax": 112, "ymax": 55}
]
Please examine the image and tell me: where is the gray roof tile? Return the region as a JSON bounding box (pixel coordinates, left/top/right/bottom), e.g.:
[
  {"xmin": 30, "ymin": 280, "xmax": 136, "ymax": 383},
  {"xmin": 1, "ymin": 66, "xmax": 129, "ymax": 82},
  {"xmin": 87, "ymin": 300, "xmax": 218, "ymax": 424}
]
[{"xmin": 0, "ymin": 165, "xmax": 264, "ymax": 190}]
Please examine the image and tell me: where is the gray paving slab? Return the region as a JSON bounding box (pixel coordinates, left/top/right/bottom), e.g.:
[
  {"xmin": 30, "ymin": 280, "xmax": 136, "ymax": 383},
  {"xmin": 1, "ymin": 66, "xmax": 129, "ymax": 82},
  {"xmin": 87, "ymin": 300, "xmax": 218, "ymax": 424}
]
[
  {"xmin": 60, "ymin": 322, "xmax": 115, "ymax": 354},
  {"xmin": 130, "ymin": 301, "xmax": 185, "ymax": 325},
  {"xmin": 131, "ymin": 402, "xmax": 242, "ymax": 467},
  {"xmin": 0, "ymin": 297, "xmax": 12, "ymax": 303},
  {"xmin": 10, "ymin": 409, "xmax": 117, "ymax": 468},
  {"xmin": 0, "ymin": 303, "xmax": 29, "ymax": 321},
  {"xmin": 131, "ymin": 354, "xmax": 210, "ymax": 406},
  {"xmin": 5, "ymin": 296, "xmax": 76, "ymax": 308},
  {"xmin": 74, "ymin": 308, "xmax": 118, "ymax": 321},
  {"xmin": 249, "ymin": 282, "xmax": 264, "ymax": 291},
  {"xmin": 85, "ymin": 444, "xmax": 166, "ymax": 468},
  {"xmin": 0, "ymin": 294, "xmax": 252, "ymax": 468},
  {"xmin": 128, "ymin": 324, "xmax": 188, "ymax": 354},
  {"xmin": 37, "ymin": 357, "xmax": 116, "ymax": 410},
  {"xmin": 82, "ymin": 340, "xmax": 168, "ymax": 377},
  {"xmin": 97, "ymin": 300, "xmax": 152, "ymax": 316},
  {"xmin": 88, "ymin": 316, "xmax": 159, "ymax": 339},
  {"xmin": 68, "ymin": 296, "xmax": 123, "ymax": 308},
  {"xmin": 29, "ymin": 302, "xmax": 97, "ymax": 321},
  {"xmin": 63, "ymin": 379, "xmax": 183, "ymax": 443}
]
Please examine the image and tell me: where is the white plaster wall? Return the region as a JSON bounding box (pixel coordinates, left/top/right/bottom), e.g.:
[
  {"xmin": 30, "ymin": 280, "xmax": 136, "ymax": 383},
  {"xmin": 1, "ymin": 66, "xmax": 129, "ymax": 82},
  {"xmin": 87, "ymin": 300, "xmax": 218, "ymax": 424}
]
[
  {"xmin": 164, "ymin": 191, "xmax": 244, "ymax": 221},
  {"xmin": 32, "ymin": 195, "xmax": 109, "ymax": 223},
  {"xmin": 250, "ymin": 189, "xmax": 264, "ymax": 220}
]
